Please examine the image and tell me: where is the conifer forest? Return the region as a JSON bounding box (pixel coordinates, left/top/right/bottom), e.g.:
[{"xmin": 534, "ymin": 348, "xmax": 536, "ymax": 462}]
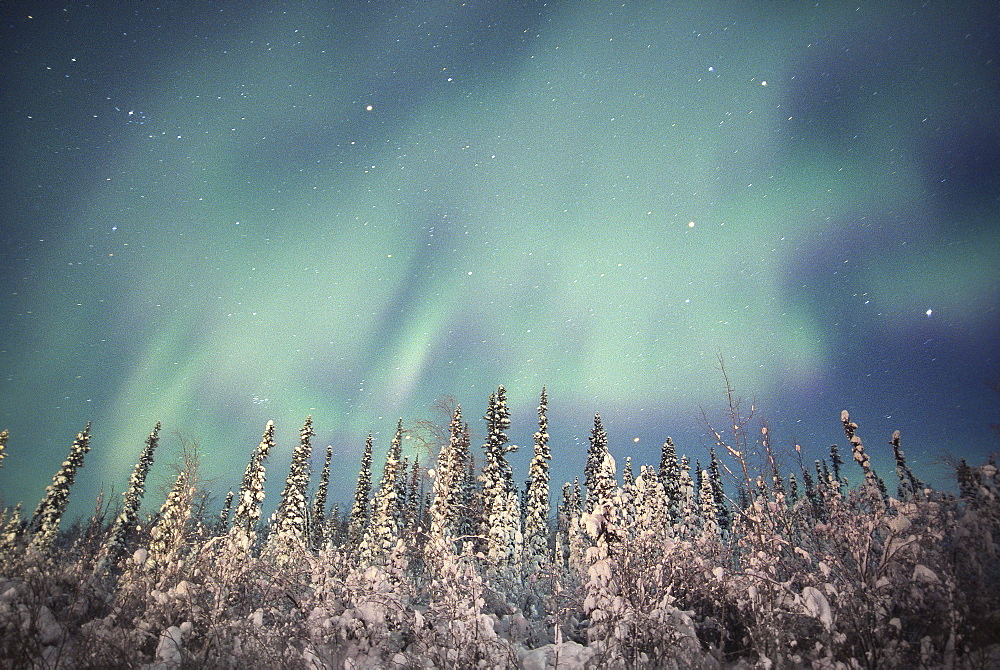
[{"xmin": 0, "ymin": 384, "xmax": 997, "ymax": 669}]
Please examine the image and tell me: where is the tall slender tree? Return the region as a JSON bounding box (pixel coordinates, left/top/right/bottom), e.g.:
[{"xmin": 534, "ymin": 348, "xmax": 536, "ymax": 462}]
[
  {"xmin": 698, "ymin": 470, "xmax": 719, "ymax": 537},
  {"xmin": 659, "ymin": 437, "xmax": 682, "ymax": 523},
  {"xmin": 891, "ymin": 430, "xmax": 924, "ymax": 502},
  {"xmin": 523, "ymin": 387, "xmax": 551, "ymax": 571},
  {"xmin": 707, "ymin": 447, "xmax": 730, "ymax": 533},
  {"xmin": 348, "ymin": 432, "xmax": 374, "ymax": 545},
  {"xmin": 229, "ymin": 421, "xmax": 275, "ymax": 552},
  {"xmin": 269, "ymin": 416, "xmax": 315, "ymax": 554},
  {"xmin": 841, "ymin": 410, "xmax": 886, "ymax": 497},
  {"xmin": 582, "ymin": 450, "xmax": 626, "ymax": 659},
  {"xmin": 480, "ymin": 386, "xmax": 520, "ymax": 568},
  {"xmin": 676, "ymin": 455, "xmax": 698, "ymax": 537},
  {"xmin": 30, "ymin": 423, "xmax": 92, "ymax": 550},
  {"xmin": 216, "ymin": 488, "xmax": 234, "ymax": 532},
  {"xmin": 449, "ymin": 416, "xmax": 476, "ymax": 540},
  {"xmin": 555, "ymin": 481, "xmax": 572, "ymax": 568},
  {"xmin": 830, "ymin": 444, "xmax": 845, "ymax": 494},
  {"xmin": 567, "ymin": 477, "xmax": 587, "ymax": 574},
  {"xmin": 365, "ymin": 419, "xmax": 405, "ymax": 558},
  {"xmin": 584, "ymin": 414, "xmax": 608, "ymax": 513},
  {"xmin": 98, "ymin": 422, "xmax": 160, "ymax": 570},
  {"xmin": 428, "ymin": 406, "xmax": 466, "ymax": 563},
  {"xmin": 312, "ymin": 443, "xmax": 333, "ymax": 549}
]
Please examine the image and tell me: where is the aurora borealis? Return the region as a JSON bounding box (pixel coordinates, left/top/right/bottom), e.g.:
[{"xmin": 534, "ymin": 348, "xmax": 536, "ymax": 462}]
[{"xmin": 1, "ymin": 1, "xmax": 998, "ymax": 516}]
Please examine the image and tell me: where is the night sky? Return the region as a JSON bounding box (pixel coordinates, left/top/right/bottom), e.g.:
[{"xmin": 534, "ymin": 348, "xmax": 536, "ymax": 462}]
[{"xmin": 1, "ymin": 1, "xmax": 998, "ymax": 518}]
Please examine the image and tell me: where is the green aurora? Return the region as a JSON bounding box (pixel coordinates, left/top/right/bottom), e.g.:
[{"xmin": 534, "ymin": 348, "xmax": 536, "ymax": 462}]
[{"xmin": 1, "ymin": 1, "xmax": 997, "ymax": 517}]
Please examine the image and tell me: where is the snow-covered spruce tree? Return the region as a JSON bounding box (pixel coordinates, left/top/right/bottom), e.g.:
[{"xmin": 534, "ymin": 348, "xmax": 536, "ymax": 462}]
[
  {"xmin": 394, "ymin": 455, "xmax": 414, "ymax": 542},
  {"xmin": 228, "ymin": 420, "xmax": 275, "ymax": 553},
  {"xmin": 460, "ymin": 434, "xmax": 481, "ymax": 536},
  {"xmin": 347, "ymin": 432, "xmax": 374, "ymax": 546},
  {"xmin": 327, "ymin": 502, "xmax": 343, "ymax": 545},
  {"xmin": 523, "ymin": 387, "xmax": 551, "ymax": 573},
  {"xmin": 830, "ymin": 443, "xmax": 846, "ymax": 494},
  {"xmin": 0, "ymin": 503, "xmax": 22, "ymax": 556},
  {"xmin": 312, "ymin": 443, "xmax": 333, "ymax": 549},
  {"xmin": 427, "ymin": 406, "xmax": 466, "ymax": 568},
  {"xmin": 841, "ymin": 410, "xmax": 886, "ymax": 499},
  {"xmin": 802, "ymin": 466, "xmax": 824, "ymax": 520},
  {"xmin": 581, "ymin": 450, "xmax": 627, "ymax": 663},
  {"xmin": 707, "ymin": 447, "xmax": 730, "ymax": 534},
  {"xmin": 675, "ymin": 456, "xmax": 699, "ymax": 538},
  {"xmin": 698, "ymin": 470, "xmax": 719, "ymax": 538},
  {"xmin": 29, "ymin": 423, "xmax": 92, "ymax": 551},
  {"xmin": 268, "ymin": 416, "xmax": 314, "ymax": 555},
  {"xmin": 448, "ymin": 416, "xmax": 477, "ymax": 541},
  {"xmin": 891, "ymin": 430, "xmax": 924, "ymax": 502},
  {"xmin": 216, "ymin": 488, "xmax": 233, "ymax": 532},
  {"xmin": 401, "ymin": 455, "xmax": 425, "ymax": 540},
  {"xmin": 555, "ymin": 482, "xmax": 572, "ymax": 568},
  {"xmin": 584, "ymin": 414, "xmax": 608, "ymax": 513},
  {"xmin": 619, "ymin": 457, "xmax": 637, "ymax": 541},
  {"xmin": 479, "ymin": 386, "xmax": 522, "ymax": 578},
  {"xmin": 633, "ymin": 465, "xmax": 669, "ymax": 543},
  {"xmin": 96, "ymin": 422, "xmax": 160, "ymax": 572},
  {"xmin": 658, "ymin": 437, "xmax": 682, "ymax": 524},
  {"xmin": 362, "ymin": 419, "xmax": 405, "ymax": 561},
  {"xmin": 567, "ymin": 477, "xmax": 587, "ymax": 575},
  {"xmin": 147, "ymin": 457, "xmax": 196, "ymax": 572},
  {"xmin": 818, "ymin": 458, "xmax": 835, "ymax": 497},
  {"xmin": 0, "ymin": 428, "xmax": 7, "ymax": 468},
  {"xmin": 694, "ymin": 461, "xmax": 703, "ymax": 504}
]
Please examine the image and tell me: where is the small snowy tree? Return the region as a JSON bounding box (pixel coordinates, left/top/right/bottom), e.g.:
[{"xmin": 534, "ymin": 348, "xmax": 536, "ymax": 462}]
[
  {"xmin": 29, "ymin": 423, "xmax": 92, "ymax": 550},
  {"xmin": 0, "ymin": 428, "xmax": 7, "ymax": 468}
]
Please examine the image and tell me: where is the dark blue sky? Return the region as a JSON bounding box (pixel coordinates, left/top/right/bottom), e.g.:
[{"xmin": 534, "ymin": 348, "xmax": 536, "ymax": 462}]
[{"xmin": 1, "ymin": 1, "xmax": 998, "ymax": 518}]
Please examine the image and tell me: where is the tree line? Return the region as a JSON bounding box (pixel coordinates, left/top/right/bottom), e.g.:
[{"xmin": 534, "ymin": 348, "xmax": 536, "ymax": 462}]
[{"xmin": 0, "ymin": 385, "xmax": 997, "ymax": 668}]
